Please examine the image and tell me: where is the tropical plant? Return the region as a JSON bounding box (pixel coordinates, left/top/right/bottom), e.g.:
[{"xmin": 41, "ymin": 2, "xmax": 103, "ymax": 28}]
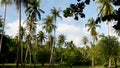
[
  {"xmin": 14, "ymin": 0, "xmax": 22, "ymax": 67},
  {"xmin": 97, "ymin": 36, "xmax": 119, "ymax": 67},
  {"xmin": 58, "ymin": 34, "xmax": 66, "ymax": 48},
  {"xmin": 42, "ymin": 15, "xmax": 56, "ymax": 67},
  {"xmin": 85, "ymin": 18, "xmax": 100, "ymax": 43},
  {"xmin": 51, "ymin": 7, "xmax": 62, "ymax": 66},
  {"xmin": 37, "ymin": 31, "xmax": 47, "ymax": 46},
  {"xmin": 57, "ymin": 34, "xmax": 66, "ymax": 63},
  {"xmin": 81, "ymin": 36, "xmax": 88, "ymax": 47},
  {"xmin": 96, "ymin": 0, "xmax": 114, "ymax": 36},
  {"xmin": 85, "ymin": 18, "xmax": 100, "ymax": 66},
  {"xmin": 24, "ymin": 0, "xmax": 44, "ymax": 66},
  {"xmin": 0, "ymin": 0, "xmax": 12, "ymax": 54}
]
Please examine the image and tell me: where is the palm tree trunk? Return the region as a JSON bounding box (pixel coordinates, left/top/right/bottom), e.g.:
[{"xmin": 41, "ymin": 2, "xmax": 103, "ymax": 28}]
[
  {"xmin": 23, "ymin": 44, "xmax": 29, "ymax": 68},
  {"xmin": 16, "ymin": 0, "xmax": 21, "ymax": 68},
  {"xmin": 92, "ymin": 57, "xmax": 94, "ymax": 67},
  {"xmin": 0, "ymin": 1, "xmax": 7, "ymax": 54},
  {"xmin": 49, "ymin": 44, "xmax": 54, "ymax": 67},
  {"xmin": 108, "ymin": 56, "xmax": 112, "ymax": 68},
  {"xmin": 49, "ymin": 34, "xmax": 53, "ymax": 68},
  {"xmin": 21, "ymin": 39, "xmax": 23, "ymax": 67},
  {"xmin": 107, "ymin": 21, "xmax": 111, "ymax": 36}
]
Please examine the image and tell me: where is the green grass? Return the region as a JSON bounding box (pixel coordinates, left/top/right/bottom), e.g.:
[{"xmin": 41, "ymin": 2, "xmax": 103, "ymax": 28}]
[{"xmin": 0, "ymin": 64, "xmax": 105, "ymax": 68}]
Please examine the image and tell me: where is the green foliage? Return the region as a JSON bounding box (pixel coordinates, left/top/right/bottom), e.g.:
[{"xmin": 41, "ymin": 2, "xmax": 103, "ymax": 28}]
[
  {"xmin": 36, "ymin": 46, "xmax": 50, "ymax": 66},
  {"xmin": 0, "ymin": 35, "xmax": 17, "ymax": 63},
  {"xmin": 96, "ymin": 36, "xmax": 120, "ymax": 62},
  {"xmin": 42, "ymin": 15, "xmax": 56, "ymax": 34},
  {"xmin": 63, "ymin": 0, "xmax": 89, "ymax": 20}
]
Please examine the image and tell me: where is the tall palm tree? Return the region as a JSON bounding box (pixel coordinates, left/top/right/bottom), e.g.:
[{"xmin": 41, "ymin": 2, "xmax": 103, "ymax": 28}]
[
  {"xmin": 85, "ymin": 18, "xmax": 100, "ymax": 67},
  {"xmin": 51, "ymin": 7, "xmax": 62, "ymax": 66},
  {"xmin": 85, "ymin": 18, "xmax": 100, "ymax": 43},
  {"xmin": 96, "ymin": 0, "xmax": 114, "ymax": 67},
  {"xmin": 58, "ymin": 34, "xmax": 66, "ymax": 63},
  {"xmin": 42, "ymin": 15, "xmax": 56, "ymax": 68},
  {"xmin": 20, "ymin": 26, "xmax": 26, "ymax": 65},
  {"xmin": 81, "ymin": 36, "xmax": 88, "ymax": 60},
  {"xmin": 96, "ymin": 0, "xmax": 114, "ymax": 36},
  {"xmin": 0, "ymin": 0, "xmax": 12, "ymax": 54},
  {"xmin": 24, "ymin": 0, "xmax": 44, "ymax": 65},
  {"xmin": 14, "ymin": 0, "xmax": 21, "ymax": 68}
]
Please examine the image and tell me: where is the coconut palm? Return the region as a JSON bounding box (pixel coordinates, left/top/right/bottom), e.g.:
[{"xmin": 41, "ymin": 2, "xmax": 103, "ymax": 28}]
[
  {"xmin": 96, "ymin": 0, "xmax": 114, "ymax": 36},
  {"xmin": 85, "ymin": 18, "xmax": 100, "ymax": 67},
  {"xmin": 24, "ymin": 19, "xmax": 37, "ymax": 65},
  {"xmin": 25, "ymin": 0, "xmax": 44, "ymax": 21},
  {"xmin": 20, "ymin": 26, "xmax": 26, "ymax": 65},
  {"xmin": 58, "ymin": 34, "xmax": 66, "ymax": 63},
  {"xmin": 0, "ymin": 0, "xmax": 12, "ymax": 54},
  {"xmin": 51, "ymin": 7, "xmax": 62, "ymax": 57},
  {"xmin": 43, "ymin": 16, "xmax": 55, "ymax": 35},
  {"xmin": 85, "ymin": 18, "xmax": 100, "ymax": 43},
  {"xmin": 81, "ymin": 36, "xmax": 88, "ymax": 47},
  {"xmin": 14, "ymin": 0, "xmax": 21, "ymax": 67},
  {"xmin": 23, "ymin": 0, "xmax": 44, "ymax": 66},
  {"xmin": 58, "ymin": 34, "xmax": 66, "ymax": 48},
  {"xmin": 96, "ymin": 0, "xmax": 114, "ymax": 67},
  {"xmin": 37, "ymin": 31, "xmax": 47, "ymax": 46},
  {"xmin": 42, "ymin": 15, "xmax": 56, "ymax": 68},
  {"xmin": 65, "ymin": 41, "xmax": 75, "ymax": 50}
]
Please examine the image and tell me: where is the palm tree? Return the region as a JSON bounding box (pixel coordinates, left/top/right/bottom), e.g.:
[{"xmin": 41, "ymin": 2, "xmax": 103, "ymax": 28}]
[
  {"xmin": 37, "ymin": 31, "xmax": 47, "ymax": 46},
  {"xmin": 85, "ymin": 18, "xmax": 100, "ymax": 43},
  {"xmin": 96, "ymin": 0, "xmax": 114, "ymax": 67},
  {"xmin": 58, "ymin": 34, "xmax": 66, "ymax": 48},
  {"xmin": 65, "ymin": 41, "xmax": 75, "ymax": 50},
  {"xmin": 81, "ymin": 36, "xmax": 88, "ymax": 47},
  {"xmin": 96, "ymin": 0, "xmax": 114, "ymax": 36},
  {"xmin": 20, "ymin": 26, "xmax": 26, "ymax": 65},
  {"xmin": 58, "ymin": 34, "xmax": 66, "ymax": 63},
  {"xmin": 24, "ymin": 0, "xmax": 44, "ymax": 65},
  {"xmin": 42, "ymin": 15, "xmax": 56, "ymax": 68},
  {"xmin": 51, "ymin": 7, "xmax": 62, "ymax": 41},
  {"xmin": 85, "ymin": 18, "xmax": 100, "ymax": 67},
  {"xmin": 0, "ymin": 0, "xmax": 12, "ymax": 54},
  {"xmin": 51, "ymin": 7, "xmax": 62, "ymax": 65},
  {"xmin": 14, "ymin": 0, "xmax": 21, "ymax": 68},
  {"xmin": 81, "ymin": 36, "xmax": 88, "ymax": 60}
]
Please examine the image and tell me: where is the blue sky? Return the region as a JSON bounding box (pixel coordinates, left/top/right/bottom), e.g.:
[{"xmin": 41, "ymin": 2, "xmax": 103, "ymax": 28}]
[{"xmin": 0, "ymin": 0, "xmax": 117, "ymax": 47}]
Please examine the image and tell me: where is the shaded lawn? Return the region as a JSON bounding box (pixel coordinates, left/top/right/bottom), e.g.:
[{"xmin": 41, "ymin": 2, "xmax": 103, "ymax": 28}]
[{"xmin": 0, "ymin": 64, "xmax": 104, "ymax": 68}]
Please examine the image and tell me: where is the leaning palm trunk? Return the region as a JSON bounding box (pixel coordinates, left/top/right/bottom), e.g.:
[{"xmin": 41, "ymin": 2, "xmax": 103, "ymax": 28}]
[
  {"xmin": 24, "ymin": 29, "xmax": 32, "ymax": 68},
  {"xmin": 50, "ymin": 18, "xmax": 57, "ymax": 67},
  {"xmin": 49, "ymin": 43, "xmax": 54, "ymax": 67},
  {"xmin": 92, "ymin": 57, "xmax": 94, "ymax": 67},
  {"xmin": 16, "ymin": 0, "xmax": 21, "ymax": 68},
  {"xmin": 49, "ymin": 34, "xmax": 54, "ymax": 68},
  {"xmin": 0, "ymin": 1, "xmax": 7, "ymax": 54},
  {"xmin": 108, "ymin": 56, "xmax": 112, "ymax": 68}
]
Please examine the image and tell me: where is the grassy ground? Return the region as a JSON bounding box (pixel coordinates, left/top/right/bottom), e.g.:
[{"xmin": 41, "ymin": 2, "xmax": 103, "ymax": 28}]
[{"xmin": 0, "ymin": 64, "xmax": 105, "ymax": 68}]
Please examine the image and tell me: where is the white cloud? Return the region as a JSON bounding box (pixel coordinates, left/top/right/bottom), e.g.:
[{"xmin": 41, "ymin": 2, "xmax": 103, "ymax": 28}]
[
  {"xmin": 5, "ymin": 20, "xmax": 24, "ymax": 37},
  {"xmin": 56, "ymin": 22, "xmax": 89, "ymax": 47}
]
